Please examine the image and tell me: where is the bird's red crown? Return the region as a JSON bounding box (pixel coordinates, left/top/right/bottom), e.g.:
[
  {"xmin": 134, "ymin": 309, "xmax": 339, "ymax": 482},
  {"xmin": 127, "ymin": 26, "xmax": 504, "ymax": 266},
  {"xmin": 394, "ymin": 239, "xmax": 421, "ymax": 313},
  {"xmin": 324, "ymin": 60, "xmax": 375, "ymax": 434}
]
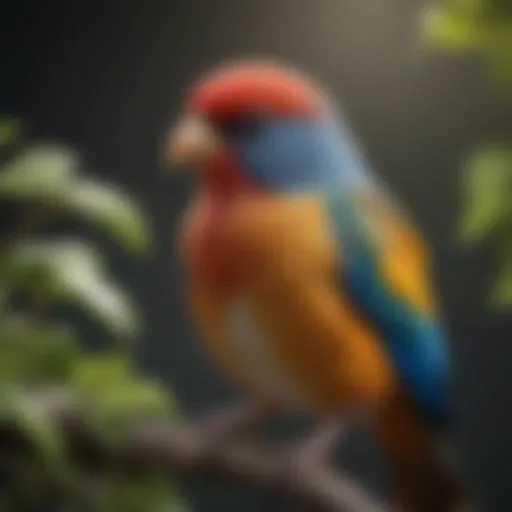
[{"xmin": 186, "ymin": 60, "xmax": 327, "ymax": 123}]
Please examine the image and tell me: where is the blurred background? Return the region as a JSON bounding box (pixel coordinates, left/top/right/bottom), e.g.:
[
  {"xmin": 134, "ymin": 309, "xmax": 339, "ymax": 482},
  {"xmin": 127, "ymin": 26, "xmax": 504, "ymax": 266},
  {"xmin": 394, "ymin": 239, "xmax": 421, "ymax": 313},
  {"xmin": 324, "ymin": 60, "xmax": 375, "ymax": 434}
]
[{"xmin": 0, "ymin": 0, "xmax": 511, "ymax": 511}]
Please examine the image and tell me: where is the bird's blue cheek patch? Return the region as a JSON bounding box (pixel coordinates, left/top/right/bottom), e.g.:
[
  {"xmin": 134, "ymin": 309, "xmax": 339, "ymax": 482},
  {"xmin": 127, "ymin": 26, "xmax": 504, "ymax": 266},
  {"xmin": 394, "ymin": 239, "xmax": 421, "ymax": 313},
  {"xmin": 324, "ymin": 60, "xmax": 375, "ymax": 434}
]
[{"xmin": 230, "ymin": 119, "xmax": 370, "ymax": 192}]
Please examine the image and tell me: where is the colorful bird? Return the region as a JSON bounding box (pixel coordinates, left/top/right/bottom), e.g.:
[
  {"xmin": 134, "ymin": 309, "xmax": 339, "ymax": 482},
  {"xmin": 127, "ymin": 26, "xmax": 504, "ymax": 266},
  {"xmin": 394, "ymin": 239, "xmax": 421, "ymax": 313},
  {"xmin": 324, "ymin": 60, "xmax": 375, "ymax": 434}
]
[{"xmin": 167, "ymin": 60, "xmax": 465, "ymax": 511}]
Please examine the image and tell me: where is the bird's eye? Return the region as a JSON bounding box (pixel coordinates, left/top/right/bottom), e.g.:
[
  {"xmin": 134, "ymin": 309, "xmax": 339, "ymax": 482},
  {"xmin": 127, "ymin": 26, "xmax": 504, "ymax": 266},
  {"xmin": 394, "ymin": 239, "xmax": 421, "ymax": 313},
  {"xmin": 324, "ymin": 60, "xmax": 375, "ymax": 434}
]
[{"xmin": 220, "ymin": 112, "xmax": 266, "ymax": 138}]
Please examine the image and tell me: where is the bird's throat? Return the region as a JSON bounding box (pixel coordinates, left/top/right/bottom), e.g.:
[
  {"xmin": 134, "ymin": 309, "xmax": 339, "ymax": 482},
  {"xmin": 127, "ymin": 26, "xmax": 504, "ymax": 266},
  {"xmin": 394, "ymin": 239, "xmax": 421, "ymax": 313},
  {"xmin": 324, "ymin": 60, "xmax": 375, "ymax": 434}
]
[
  {"xmin": 203, "ymin": 150, "xmax": 256, "ymax": 204},
  {"xmin": 184, "ymin": 152, "xmax": 256, "ymax": 294}
]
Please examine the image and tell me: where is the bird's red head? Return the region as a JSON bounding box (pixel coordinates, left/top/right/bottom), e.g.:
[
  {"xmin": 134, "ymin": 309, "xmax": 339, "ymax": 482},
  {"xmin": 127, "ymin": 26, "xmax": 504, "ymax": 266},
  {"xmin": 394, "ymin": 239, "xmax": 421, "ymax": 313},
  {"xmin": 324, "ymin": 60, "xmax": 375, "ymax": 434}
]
[
  {"xmin": 185, "ymin": 61, "xmax": 326, "ymax": 124},
  {"xmin": 167, "ymin": 61, "xmax": 327, "ymax": 167},
  {"xmin": 166, "ymin": 60, "xmax": 329, "ymax": 201}
]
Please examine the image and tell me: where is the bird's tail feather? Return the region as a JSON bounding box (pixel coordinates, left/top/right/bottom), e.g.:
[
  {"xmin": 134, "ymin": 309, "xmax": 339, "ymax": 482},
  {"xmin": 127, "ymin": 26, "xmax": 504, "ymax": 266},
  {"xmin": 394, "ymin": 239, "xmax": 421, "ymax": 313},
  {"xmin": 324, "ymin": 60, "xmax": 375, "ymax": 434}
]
[{"xmin": 373, "ymin": 393, "xmax": 471, "ymax": 512}]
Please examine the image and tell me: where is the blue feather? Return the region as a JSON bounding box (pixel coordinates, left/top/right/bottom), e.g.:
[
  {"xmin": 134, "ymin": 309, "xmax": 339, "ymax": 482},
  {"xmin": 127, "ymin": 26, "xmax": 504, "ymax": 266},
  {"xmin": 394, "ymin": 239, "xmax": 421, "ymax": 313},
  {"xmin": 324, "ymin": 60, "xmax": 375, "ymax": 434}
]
[
  {"xmin": 324, "ymin": 191, "xmax": 450, "ymax": 427},
  {"xmin": 232, "ymin": 118, "xmax": 373, "ymax": 191}
]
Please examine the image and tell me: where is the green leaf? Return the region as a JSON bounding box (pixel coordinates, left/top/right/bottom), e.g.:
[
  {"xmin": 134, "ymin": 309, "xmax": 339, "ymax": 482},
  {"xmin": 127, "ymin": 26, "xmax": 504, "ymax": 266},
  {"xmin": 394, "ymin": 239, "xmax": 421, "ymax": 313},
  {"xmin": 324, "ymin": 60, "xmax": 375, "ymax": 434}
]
[
  {"xmin": 97, "ymin": 380, "xmax": 174, "ymax": 420},
  {"xmin": 70, "ymin": 354, "xmax": 174, "ymax": 449},
  {"xmin": 0, "ymin": 319, "xmax": 79, "ymax": 384},
  {"xmin": 0, "ymin": 387, "xmax": 66, "ymax": 473},
  {"xmin": 0, "ymin": 144, "xmax": 152, "ymax": 254},
  {"xmin": 71, "ymin": 353, "xmax": 134, "ymax": 396},
  {"xmin": 0, "ymin": 144, "xmax": 78, "ymax": 201},
  {"xmin": 65, "ymin": 179, "xmax": 152, "ymax": 255},
  {"xmin": 0, "ymin": 239, "xmax": 140, "ymax": 339},
  {"xmin": 85, "ymin": 382, "xmax": 174, "ymax": 450},
  {"xmin": 50, "ymin": 242, "xmax": 140, "ymax": 340},
  {"xmin": 425, "ymin": 7, "xmax": 481, "ymax": 49},
  {"xmin": 71, "ymin": 354, "xmax": 173, "ymax": 434},
  {"xmin": 425, "ymin": 1, "xmax": 512, "ymax": 81},
  {"xmin": 458, "ymin": 146, "xmax": 512, "ymax": 243}
]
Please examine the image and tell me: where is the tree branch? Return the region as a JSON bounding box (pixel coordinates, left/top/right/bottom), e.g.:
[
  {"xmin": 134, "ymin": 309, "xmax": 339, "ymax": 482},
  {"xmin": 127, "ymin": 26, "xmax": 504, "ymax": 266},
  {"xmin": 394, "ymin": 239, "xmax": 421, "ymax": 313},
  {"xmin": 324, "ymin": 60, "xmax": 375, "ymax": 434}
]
[
  {"xmin": 0, "ymin": 399, "xmax": 388, "ymax": 512},
  {"xmin": 122, "ymin": 420, "xmax": 387, "ymax": 512}
]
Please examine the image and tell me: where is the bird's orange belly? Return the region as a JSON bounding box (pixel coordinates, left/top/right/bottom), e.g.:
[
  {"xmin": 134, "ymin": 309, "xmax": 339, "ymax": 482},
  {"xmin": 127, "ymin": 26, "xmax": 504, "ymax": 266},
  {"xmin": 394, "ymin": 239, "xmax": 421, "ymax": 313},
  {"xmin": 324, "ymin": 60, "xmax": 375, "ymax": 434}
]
[{"xmin": 189, "ymin": 273, "xmax": 397, "ymax": 416}]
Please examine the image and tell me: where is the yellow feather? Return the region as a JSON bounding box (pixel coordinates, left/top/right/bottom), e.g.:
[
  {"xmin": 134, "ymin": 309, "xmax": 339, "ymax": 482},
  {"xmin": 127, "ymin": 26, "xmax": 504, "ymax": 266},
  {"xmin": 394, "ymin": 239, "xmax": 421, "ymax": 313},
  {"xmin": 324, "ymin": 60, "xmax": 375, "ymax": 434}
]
[{"xmin": 182, "ymin": 194, "xmax": 398, "ymax": 415}]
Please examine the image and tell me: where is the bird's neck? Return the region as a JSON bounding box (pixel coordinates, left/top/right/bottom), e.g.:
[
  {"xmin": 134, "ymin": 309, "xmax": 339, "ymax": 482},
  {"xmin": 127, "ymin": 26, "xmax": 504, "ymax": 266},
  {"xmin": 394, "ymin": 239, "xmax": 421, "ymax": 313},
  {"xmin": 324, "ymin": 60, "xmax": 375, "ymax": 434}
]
[
  {"xmin": 183, "ymin": 152, "xmax": 258, "ymax": 294},
  {"xmin": 203, "ymin": 150, "xmax": 258, "ymax": 207}
]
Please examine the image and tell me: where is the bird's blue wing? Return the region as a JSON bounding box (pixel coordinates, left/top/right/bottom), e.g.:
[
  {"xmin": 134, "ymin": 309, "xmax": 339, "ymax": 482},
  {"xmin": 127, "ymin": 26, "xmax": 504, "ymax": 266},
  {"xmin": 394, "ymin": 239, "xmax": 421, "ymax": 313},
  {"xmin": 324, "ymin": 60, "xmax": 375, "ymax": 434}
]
[{"xmin": 323, "ymin": 187, "xmax": 451, "ymax": 427}]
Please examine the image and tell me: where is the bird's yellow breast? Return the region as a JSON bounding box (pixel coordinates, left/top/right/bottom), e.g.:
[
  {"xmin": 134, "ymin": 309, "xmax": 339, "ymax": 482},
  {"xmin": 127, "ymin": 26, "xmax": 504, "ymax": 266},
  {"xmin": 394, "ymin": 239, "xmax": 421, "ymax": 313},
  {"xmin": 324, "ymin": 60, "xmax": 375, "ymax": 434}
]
[{"xmin": 182, "ymin": 194, "xmax": 398, "ymax": 415}]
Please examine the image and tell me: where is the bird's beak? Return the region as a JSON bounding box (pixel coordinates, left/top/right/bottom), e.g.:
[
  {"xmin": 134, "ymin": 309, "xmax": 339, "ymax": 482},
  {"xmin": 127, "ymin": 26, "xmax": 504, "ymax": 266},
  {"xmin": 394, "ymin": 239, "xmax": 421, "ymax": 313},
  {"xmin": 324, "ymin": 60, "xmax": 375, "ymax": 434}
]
[{"xmin": 164, "ymin": 115, "xmax": 221, "ymax": 170}]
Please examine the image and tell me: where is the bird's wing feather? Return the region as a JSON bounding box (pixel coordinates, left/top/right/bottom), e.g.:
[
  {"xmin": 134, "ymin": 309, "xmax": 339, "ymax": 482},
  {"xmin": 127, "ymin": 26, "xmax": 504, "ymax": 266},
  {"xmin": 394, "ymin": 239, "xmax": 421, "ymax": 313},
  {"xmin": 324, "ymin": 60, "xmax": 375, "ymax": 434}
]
[{"xmin": 323, "ymin": 187, "xmax": 450, "ymax": 426}]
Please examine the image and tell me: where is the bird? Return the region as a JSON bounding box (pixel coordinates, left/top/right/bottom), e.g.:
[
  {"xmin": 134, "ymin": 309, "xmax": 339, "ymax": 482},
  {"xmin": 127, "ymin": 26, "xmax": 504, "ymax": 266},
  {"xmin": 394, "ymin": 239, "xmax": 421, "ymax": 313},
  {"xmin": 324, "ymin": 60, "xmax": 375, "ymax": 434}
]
[{"xmin": 166, "ymin": 59, "xmax": 466, "ymax": 512}]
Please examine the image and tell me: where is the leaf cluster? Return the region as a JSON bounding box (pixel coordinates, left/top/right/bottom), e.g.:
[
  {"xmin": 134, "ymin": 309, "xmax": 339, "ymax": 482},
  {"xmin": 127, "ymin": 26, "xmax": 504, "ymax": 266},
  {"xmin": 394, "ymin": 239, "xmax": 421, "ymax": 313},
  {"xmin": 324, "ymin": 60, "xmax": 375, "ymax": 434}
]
[
  {"xmin": 426, "ymin": 0, "xmax": 512, "ymax": 81},
  {"xmin": 0, "ymin": 119, "xmax": 183, "ymax": 511},
  {"xmin": 425, "ymin": 1, "xmax": 512, "ymax": 308}
]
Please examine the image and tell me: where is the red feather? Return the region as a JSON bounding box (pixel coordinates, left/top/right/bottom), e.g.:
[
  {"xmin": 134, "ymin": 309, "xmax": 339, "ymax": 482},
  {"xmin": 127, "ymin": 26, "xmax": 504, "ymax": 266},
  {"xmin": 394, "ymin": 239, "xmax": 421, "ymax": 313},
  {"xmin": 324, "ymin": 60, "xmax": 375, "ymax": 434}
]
[
  {"xmin": 182, "ymin": 149, "xmax": 258, "ymax": 294},
  {"xmin": 186, "ymin": 62, "xmax": 326, "ymax": 123}
]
